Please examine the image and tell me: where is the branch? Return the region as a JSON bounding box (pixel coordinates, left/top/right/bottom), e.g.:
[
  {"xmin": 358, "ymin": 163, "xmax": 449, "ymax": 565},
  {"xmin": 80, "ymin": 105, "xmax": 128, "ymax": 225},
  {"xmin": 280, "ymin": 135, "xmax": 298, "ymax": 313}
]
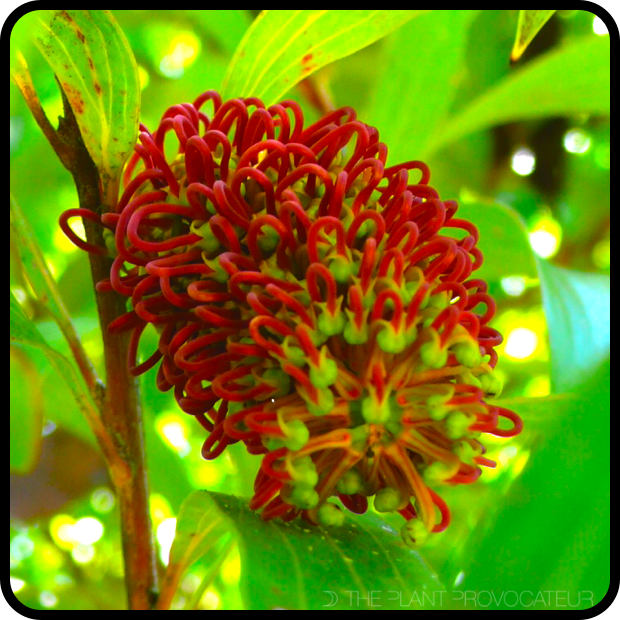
[{"xmin": 12, "ymin": 60, "xmax": 158, "ymax": 610}]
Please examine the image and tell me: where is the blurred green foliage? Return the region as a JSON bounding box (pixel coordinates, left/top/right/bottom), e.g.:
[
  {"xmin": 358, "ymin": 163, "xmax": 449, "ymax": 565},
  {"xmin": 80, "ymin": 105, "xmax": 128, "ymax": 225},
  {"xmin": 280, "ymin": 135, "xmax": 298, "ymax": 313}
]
[{"xmin": 10, "ymin": 10, "xmax": 609, "ymax": 611}]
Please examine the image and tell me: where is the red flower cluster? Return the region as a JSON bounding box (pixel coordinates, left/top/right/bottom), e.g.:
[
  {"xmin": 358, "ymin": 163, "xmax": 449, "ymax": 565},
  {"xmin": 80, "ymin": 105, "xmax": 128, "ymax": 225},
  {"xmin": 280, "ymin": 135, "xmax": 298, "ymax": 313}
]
[{"xmin": 61, "ymin": 91, "xmax": 522, "ymax": 545}]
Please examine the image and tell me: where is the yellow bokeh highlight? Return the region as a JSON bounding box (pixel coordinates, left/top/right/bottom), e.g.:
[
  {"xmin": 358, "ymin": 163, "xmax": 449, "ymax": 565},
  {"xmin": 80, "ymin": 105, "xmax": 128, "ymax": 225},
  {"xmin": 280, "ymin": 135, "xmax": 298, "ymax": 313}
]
[
  {"xmin": 495, "ymin": 308, "xmax": 549, "ymax": 365},
  {"xmin": 528, "ymin": 212, "xmax": 562, "ymax": 259},
  {"xmin": 200, "ymin": 589, "xmax": 221, "ymax": 610},
  {"xmin": 524, "ymin": 375, "xmax": 551, "ymax": 398},
  {"xmin": 159, "ymin": 32, "xmax": 201, "ymax": 78},
  {"xmin": 156, "ymin": 412, "xmax": 191, "ymax": 456},
  {"xmin": 504, "ymin": 327, "xmax": 539, "ymax": 360},
  {"xmin": 150, "ymin": 493, "xmax": 174, "ymax": 525},
  {"xmin": 220, "ymin": 547, "xmax": 241, "ymax": 585}
]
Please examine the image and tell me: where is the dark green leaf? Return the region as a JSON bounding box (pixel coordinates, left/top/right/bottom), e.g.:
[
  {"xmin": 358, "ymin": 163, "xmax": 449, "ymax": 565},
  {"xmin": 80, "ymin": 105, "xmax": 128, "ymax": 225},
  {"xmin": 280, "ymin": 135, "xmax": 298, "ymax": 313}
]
[
  {"xmin": 450, "ymin": 361, "xmax": 610, "ymax": 609},
  {"xmin": 538, "ymin": 260, "xmax": 610, "ymax": 393},
  {"xmin": 222, "ymin": 10, "xmax": 428, "ymax": 105},
  {"xmin": 209, "ymin": 492, "xmax": 444, "ymax": 610},
  {"xmin": 511, "ymin": 10, "xmax": 557, "ymax": 62},
  {"xmin": 431, "ymin": 35, "xmax": 610, "ymax": 154}
]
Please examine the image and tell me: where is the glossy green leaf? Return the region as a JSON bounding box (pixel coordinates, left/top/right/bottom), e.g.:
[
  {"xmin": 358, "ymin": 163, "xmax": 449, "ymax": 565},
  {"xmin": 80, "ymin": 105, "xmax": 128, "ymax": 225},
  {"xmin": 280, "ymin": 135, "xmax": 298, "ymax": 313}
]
[
  {"xmin": 222, "ymin": 10, "xmax": 428, "ymax": 105},
  {"xmin": 430, "ymin": 35, "xmax": 610, "ymax": 154},
  {"xmin": 538, "ymin": 260, "xmax": 610, "ymax": 393},
  {"xmin": 208, "ymin": 492, "xmax": 444, "ymax": 610},
  {"xmin": 511, "ymin": 10, "xmax": 557, "ymax": 62},
  {"xmin": 159, "ymin": 490, "xmax": 234, "ymax": 609},
  {"xmin": 19, "ymin": 10, "xmax": 140, "ymax": 191},
  {"xmin": 453, "ymin": 361, "xmax": 610, "ymax": 609},
  {"xmin": 450, "ymin": 200, "xmax": 538, "ymax": 282},
  {"xmin": 368, "ymin": 11, "xmax": 478, "ymax": 161}
]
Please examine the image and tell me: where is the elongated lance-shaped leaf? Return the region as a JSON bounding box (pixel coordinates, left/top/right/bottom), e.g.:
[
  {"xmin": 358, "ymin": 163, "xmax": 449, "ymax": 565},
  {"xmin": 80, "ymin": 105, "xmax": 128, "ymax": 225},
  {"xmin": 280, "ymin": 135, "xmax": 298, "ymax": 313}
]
[
  {"xmin": 10, "ymin": 292, "xmax": 101, "ymax": 470},
  {"xmin": 18, "ymin": 10, "xmax": 140, "ymax": 198},
  {"xmin": 511, "ymin": 10, "xmax": 557, "ymax": 62},
  {"xmin": 222, "ymin": 10, "xmax": 428, "ymax": 105},
  {"xmin": 430, "ymin": 35, "xmax": 610, "ymax": 154},
  {"xmin": 10, "ymin": 194, "xmax": 101, "ymax": 396}
]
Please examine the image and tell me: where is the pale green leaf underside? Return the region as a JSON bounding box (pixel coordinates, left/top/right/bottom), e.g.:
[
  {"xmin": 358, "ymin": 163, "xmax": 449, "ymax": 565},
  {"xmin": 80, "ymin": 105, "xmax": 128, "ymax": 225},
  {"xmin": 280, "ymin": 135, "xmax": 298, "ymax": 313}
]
[
  {"xmin": 222, "ymin": 10, "xmax": 428, "ymax": 105},
  {"xmin": 538, "ymin": 260, "xmax": 610, "ymax": 393}
]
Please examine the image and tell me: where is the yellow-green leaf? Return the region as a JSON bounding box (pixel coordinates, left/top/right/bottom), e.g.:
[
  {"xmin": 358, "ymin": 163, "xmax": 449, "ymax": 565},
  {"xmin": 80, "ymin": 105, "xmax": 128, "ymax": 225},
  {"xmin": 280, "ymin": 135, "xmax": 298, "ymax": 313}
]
[
  {"xmin": 430, "ymin": 35, "xmax": 610, "ymax": 154},
  {"xmin": 18, "ymin": 10, "xmax": 140, "ymax": 192},
  {"xmin": 511, "ymin": 10, "xmax": 556, "ymax": 62},
  {"xmin": 222, "ymin": 10, "xmax": 428, "ymax": 105}
]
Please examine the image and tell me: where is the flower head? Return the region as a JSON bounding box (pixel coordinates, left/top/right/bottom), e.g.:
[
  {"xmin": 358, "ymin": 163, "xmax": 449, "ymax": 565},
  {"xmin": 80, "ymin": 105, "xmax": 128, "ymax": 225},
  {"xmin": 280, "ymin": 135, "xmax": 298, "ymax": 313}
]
[{"xmin": 61, "ymin": 91, "xmax": 522, "ymax": 545}]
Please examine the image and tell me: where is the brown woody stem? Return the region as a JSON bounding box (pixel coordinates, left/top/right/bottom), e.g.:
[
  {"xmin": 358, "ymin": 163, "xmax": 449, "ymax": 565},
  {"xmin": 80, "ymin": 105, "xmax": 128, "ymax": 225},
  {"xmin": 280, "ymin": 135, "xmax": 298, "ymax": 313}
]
[{"xmin": 13, "ymin": 60, "xmax": 158, "ymax": 610}]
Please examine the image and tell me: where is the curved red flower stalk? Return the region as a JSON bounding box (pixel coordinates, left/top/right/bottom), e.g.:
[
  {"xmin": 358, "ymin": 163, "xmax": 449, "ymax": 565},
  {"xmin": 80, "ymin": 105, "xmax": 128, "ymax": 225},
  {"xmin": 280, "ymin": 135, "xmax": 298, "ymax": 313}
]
[{"xmin": 62, "ymin": 90, "xmax": 522, "ymax": 546}]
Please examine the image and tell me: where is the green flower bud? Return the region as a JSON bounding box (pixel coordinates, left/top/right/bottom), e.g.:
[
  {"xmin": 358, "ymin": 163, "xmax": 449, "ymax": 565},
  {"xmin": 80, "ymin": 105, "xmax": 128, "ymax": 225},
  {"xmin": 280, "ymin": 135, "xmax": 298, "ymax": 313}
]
[
  {"xmin": 262, "ymin": 368, "xmax": 291, "ymax": 398},
  {"xmin": 289, "ymin": 456, "xmax": 319, "ymax": 487},
  {"xmin": 328, "ymin": 256, "xmax": 356, "ymax": 284},
  {"xmin": 337, "ymin": 468, "xmax": 365, "ymax": 495},
  {"xmin": 282, "ymin": 419, "xmax": 309, "ymax": 451},
  {"xmin": 281, "ymin": 338, "xmax": 307, "ymax": 367},
  {"xmin": 452, "ymin": 340, "xmax": 483, "ymax": 369},
  {"xmin": 401, "ymin": 519, "xmax": 430, "ymax": 548},
  {"xmin": 307, "ymin": 388, "xmax": 335, "ymax": 416},
  {"xmin": 453, "ymin": 440, "xmax": 481, "ymax": 464},
  {"xmin": 374, "ymin": 487, "xmax": 405, "ymax": 512},
  {"xmin": 317, "ymin": 308, "xmax": 345, "ymax": 337},
  {"xmin": 377, "ymin": 323, "xmax": 407, "ymax": 354},
  {"xmin": 361, "ymin": 395, "xmax": 390, "ymax": 424},
  {"xmin": 426, "ymin": 392, "xmax": 453, "ymax": 421},
  {"xmin": 343, "ymin": 311, "xmax": 369, "ymax": 344},
  {"xmin": 420, "ymin": 331, "xmax": 448, "ymax": 369},
  {"xmin": 423, "ymin": 461, "xmax": 454, "ymax": 484},
  {"xmin": 284, "ymin": 482, "xmax": 319, "ymax": 510},
  {"xmin": 480, "ymin": 371, "xmax": 502, "ymax": 398},
  {"xmin": 309, "ymin": 350, "xmax": 339, "ymax": 389},
  {"xmin": 445, "ymin": 411, "xmax": 475, "ymax": 439},
  {"xmin": 318, "ymin": 502, "xmax": 345, "ymax": 527}
]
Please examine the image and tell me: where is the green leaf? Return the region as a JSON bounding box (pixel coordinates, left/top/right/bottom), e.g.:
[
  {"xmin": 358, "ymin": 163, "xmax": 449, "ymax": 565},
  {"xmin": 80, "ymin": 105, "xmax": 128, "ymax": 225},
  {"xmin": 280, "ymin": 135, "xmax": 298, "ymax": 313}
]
[
  {"xmin": 10, "ymin": 345, "xmax": 43, "ymax": 474},
  {"xmin": 430, "ymin": 35, "xmax": 610, "ymax": 154},
  {"xmin": 450, "ymin": 361, "xmax": 610, "ymax": 609},
  {"xmin": 209, "ymin": 492, "xmax": 444, "ymax": 610},
  {"xmin": 368, "ymin": 11, "xmax": 478, "ymax": 161},
  {"xmin": 511, "ymin": 10, "xmax": 556, "ymax": 62},
  {"xmin": 450, "ymin": 199, "xmax": 538, "ymax": 282},
  {"xmin": 159, "ymin": 490, "xmax": 234, "ymax": 610},
  {"xmin": 10, "ymin": 292, "xmax": 99, "ymax": 445},
  {"xmin": 222, "ymin": 10, "xmax": 428, "ymax": 105},
  {"xmin": 21, "ymin": 10, "xmax": 140, "ymax": 192},
  {"xmin": 538, "ymin": 260, "xmax": 610, "ymax": 393},
  {"xmin": 187, "ymin": 10, "xmax": 252, "ymax": 56}
]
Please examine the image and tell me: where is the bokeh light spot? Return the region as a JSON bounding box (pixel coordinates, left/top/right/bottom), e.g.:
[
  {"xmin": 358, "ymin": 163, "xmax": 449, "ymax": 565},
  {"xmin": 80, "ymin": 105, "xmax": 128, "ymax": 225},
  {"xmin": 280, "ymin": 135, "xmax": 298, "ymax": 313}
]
[
  {"xmin": 511, "ymin": 147, "xmax": 536, "ymax": 176},
  {"xmin": 504, "ymin": 328, "xmax": 539, "ymax": 360}
]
